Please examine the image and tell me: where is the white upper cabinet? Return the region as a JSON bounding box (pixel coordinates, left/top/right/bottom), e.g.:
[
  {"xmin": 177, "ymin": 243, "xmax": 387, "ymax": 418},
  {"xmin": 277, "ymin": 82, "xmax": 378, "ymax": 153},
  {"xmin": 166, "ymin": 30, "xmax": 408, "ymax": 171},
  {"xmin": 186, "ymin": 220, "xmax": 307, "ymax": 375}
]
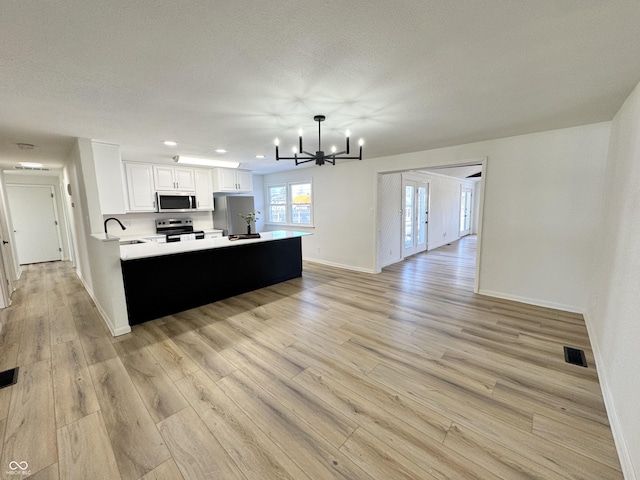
[
  {"xmin": 193, "ymin": 168, "xmax": 214, "ymax": 210},
  {"xmin": 92, "ymin": 141, "xmax": 127, "ymax": 215},
  {"xmin": 175, "ymin": 167, "xmax": 195, "ymax": 190},
  {"xmin": 124, "ymin": 162, "xmax": 156, "ymax": 212},
  {"xmin": 236, "ymin": 170, "xmax": 253, "ymax": 192},
  {"xmin": 212, "ymin": 168, "xmax": 253, "ymax": 193},
  {"xmin": 153, "ymin": 165, "xmax": 195, "ymax": 191}
]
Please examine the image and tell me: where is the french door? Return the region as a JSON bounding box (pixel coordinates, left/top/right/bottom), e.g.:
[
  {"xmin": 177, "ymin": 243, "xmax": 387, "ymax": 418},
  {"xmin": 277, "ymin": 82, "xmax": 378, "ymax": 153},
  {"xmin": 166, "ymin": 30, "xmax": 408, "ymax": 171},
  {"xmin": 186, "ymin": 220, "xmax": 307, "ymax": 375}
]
[
  {"xmin": 460, "ymin": 187, "xmax": 473, "ymax": 237},
  {"xmin": 402, "ymin": 179, "xmax": 429, "ymax": 258}
]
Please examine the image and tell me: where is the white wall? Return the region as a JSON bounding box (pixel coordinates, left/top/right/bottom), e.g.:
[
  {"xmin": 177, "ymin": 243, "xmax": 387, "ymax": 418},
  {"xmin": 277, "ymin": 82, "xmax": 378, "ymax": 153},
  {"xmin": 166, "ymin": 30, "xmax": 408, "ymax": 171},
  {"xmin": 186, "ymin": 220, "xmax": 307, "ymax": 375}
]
[
  {"xmin": 377, "ymin": 173, "xmax": 402, "ymax": 268},
  {"xmin": 472, "ymin": 181, "xmax": 481, "ymax": 234},
  {"xmin": 263, "ymin": 160, "xmax": 375, "ymax": 272},
  {"xmin": 262, "ymin": 122, "xmax": 610, "ymax": 311},
  {"xmin": 585, "ymin": 80, "xmax": 640, "ymax": 480},
  {"xmin": 86, "ymin": 235, "xmax": 130, "ymax": 336},
  {"xmin": 472, "ymin": 125, "xmax": 609, "ymax": 311},
  {"xmin": 64, "ymin": 141, "xmax": 94, "ymax": 292}
]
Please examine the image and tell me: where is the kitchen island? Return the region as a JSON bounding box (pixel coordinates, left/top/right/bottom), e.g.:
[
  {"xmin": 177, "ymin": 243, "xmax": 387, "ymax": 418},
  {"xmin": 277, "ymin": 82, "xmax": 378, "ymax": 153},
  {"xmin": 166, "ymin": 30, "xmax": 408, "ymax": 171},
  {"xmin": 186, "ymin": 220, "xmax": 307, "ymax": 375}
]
[{"xmin": 120, "ymin": 231, "xmax": 308, "ymax": 324}]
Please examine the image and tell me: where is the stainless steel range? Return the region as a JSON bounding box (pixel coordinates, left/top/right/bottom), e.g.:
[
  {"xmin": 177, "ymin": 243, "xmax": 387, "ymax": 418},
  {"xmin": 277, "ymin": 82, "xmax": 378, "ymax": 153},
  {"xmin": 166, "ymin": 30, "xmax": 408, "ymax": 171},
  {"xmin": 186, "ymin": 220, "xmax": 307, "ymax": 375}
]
[{"xmin": 155, "ymin": 218, "xmax": 204, "ymax": 243}]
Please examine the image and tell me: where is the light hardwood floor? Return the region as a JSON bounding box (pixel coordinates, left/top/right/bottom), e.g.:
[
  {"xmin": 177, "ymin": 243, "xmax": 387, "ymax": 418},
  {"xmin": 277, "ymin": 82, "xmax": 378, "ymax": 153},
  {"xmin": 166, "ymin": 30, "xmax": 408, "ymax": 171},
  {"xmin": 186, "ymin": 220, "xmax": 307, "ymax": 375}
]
[{"xmin": 0, "ymin": 236, "xmax": 623, "ymax": 479}]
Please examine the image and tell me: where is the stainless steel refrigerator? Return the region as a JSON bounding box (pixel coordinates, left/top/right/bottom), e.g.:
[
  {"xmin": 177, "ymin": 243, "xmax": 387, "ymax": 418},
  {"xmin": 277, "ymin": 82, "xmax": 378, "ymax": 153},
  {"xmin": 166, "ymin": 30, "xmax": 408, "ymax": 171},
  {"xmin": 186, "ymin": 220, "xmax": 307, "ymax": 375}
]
[{"xmin": 212, "ymin": 196, "xmax": 256, "ymax": 235}]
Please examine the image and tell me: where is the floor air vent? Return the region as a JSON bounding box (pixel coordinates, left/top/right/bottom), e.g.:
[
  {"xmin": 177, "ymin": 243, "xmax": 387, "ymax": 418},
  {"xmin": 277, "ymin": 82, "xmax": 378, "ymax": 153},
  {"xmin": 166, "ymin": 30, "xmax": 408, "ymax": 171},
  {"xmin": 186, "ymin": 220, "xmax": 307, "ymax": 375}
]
[
  {"xmin": 563, "ymin": 346, "xmax": 588, "ymax": 367},
  {"xmin": 0, "ymin": 367, "xmax": 19, "ymax": 389}
]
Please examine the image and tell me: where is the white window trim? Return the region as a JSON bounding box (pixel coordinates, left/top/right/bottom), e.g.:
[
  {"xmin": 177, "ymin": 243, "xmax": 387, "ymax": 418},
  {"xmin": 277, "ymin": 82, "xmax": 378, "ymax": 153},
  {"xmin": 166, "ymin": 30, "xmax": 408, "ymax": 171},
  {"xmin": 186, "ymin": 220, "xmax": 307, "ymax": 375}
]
[{"xmin": 265, "ymin": 179, "xmax": 314, "ymax": 228}]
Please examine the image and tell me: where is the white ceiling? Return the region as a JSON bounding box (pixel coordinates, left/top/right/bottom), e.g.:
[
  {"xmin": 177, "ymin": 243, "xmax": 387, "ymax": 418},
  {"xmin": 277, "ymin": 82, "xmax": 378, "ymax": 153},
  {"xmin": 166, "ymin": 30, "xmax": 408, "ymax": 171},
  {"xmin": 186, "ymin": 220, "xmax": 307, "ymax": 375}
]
[{"xmin": 1, "ymin": 1, "xmax": 639, "ymax": 174}]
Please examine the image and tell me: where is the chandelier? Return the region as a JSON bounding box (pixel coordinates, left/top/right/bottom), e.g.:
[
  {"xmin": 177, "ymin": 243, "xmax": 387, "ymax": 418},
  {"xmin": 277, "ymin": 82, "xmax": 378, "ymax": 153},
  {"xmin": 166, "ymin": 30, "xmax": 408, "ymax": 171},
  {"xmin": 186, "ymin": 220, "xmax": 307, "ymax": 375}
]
[{"xmin": 274, "ymin": 115, "xmax": 364, "ymax": 166}]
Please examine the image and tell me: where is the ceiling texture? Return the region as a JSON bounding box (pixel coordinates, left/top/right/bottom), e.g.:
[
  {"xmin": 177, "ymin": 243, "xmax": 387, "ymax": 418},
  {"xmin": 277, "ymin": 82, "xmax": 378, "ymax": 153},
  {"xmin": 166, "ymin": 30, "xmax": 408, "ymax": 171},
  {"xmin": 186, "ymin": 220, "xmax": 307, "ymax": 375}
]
[{"xmin": 1, "ymin": 1, "xmax": 640, "ymax": 174}]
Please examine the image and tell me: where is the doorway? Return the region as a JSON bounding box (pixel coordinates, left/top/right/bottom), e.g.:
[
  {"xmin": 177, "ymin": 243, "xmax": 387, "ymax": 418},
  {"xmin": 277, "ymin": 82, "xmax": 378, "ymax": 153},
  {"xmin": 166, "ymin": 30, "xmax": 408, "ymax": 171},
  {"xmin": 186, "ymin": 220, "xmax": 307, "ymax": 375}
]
[
  {"xmin": 402, "ymin": 178, "xmax": 429, "ymax": 258},
  {"xmin": 6, "ymin": 184, "xmax": 63, "ymax": 265}
]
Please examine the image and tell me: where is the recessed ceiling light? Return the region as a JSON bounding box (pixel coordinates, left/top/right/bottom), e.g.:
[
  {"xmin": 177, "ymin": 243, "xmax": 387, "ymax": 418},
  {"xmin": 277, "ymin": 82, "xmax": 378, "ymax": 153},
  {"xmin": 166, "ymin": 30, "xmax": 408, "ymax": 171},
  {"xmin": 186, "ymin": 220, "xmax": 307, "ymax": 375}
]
[
  {"xmin": 255, "ymin": 155, "xmax": 265, "ymax": 159},
  {"xmin": 163, "ymin": 141, "xmax": 178, "ymax": 146},
  {"xmin": 20, "ymin": 162, "xmax": 44, "ymax": 168},
  {"xmin": 215, "ymin": 149, "xmax": 227, "ymax": 153}
]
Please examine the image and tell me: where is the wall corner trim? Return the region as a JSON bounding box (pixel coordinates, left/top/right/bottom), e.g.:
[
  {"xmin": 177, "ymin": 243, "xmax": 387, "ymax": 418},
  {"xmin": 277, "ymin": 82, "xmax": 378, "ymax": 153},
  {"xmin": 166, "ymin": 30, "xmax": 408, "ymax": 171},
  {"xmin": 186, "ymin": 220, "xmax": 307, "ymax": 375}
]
[{"xmin": 583, "ymin": 311, "xmax": 637, "ymax": 480}]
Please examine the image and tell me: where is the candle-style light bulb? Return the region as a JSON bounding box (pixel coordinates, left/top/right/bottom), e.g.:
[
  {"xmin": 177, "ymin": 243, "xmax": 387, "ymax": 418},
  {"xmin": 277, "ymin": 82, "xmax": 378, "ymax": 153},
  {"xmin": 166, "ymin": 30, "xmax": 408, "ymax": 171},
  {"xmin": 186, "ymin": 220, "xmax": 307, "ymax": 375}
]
[
  {"xmin": 274, "ymin": 138, "xmax": 280, "ymax": 146},
  {"xmin": 298, "ymin": 128, "xmax": 303, "ymax": 137},
  {"xmin": 292, "ymin": 146, "xmax": 298, "ymax": 154},
  {"xmin": 345, "ymin": 130, "xmax": 351, "ymax": 138},
  {"xmin": 358, "ymin": 138, "xmax": 364, "ymax": 146},
  {"xmin": 331, "ymin": 146, "xmax": 337, "ymax": 153}
]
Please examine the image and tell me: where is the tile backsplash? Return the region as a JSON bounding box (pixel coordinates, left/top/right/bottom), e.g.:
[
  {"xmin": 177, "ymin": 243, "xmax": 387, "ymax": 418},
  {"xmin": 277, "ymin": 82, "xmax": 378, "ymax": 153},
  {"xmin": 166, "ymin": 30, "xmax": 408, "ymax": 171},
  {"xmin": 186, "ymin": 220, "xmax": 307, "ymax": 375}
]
[{"xmin": 103, "ymin": 211, "xmax": 215, "ymax": 236}]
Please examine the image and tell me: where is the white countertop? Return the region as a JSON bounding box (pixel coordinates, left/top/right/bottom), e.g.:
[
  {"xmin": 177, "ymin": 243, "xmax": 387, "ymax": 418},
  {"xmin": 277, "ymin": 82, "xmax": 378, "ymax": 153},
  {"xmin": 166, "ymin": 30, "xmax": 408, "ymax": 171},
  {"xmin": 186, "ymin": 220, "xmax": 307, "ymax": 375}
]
[
  {"xmin": 91, "ymin": 233, "xmax": 122, "ymax": 242},
  {"xmin": 113, "ymin": 229, "xmax": 224, "ymax": 242},
  {"xmin": 119, "ymin": 230, "xmax": 310, "ymax": 261}
]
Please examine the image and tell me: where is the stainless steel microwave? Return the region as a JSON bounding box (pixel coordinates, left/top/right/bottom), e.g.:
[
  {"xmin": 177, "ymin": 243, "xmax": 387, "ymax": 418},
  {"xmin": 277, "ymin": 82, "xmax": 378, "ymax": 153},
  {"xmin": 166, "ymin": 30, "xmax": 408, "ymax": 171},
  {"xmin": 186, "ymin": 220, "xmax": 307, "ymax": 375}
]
[{"xmin": 156, "ymin": 192, "xmax": 197, "ymax": 212}]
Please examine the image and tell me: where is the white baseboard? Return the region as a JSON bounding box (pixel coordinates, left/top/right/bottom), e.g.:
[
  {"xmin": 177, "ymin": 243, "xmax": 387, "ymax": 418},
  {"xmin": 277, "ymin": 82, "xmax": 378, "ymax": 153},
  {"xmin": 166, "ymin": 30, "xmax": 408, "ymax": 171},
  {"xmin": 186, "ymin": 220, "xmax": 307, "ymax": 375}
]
[
  {"xmin": 477, "ymin": 289, "xmax": 584, "ymax": 314},
  {"xmin": 583, "ymin": 311, "xmax": 636, "ymax": 480},
  {"xmin": 74, "ymin": 270, "xmax": 131, "ymax": 337},
  {"xmin": 303, "ymin": 257, "xmax": 376, "ymax": 274}
]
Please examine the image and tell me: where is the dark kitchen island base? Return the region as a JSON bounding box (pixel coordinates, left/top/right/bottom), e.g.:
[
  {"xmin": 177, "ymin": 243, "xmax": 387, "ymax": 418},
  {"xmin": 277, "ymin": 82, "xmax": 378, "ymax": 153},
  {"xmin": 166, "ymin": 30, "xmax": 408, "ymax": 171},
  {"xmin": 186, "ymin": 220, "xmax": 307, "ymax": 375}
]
[{"xmin": 121, "ymin": 236, "xmax": 302, "ymax": 325}]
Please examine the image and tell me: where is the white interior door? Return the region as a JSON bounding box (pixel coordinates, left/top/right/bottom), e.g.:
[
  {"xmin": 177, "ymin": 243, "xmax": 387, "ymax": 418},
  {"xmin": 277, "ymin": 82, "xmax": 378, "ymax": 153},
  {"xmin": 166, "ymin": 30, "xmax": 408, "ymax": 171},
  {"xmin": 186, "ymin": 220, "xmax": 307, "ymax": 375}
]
[
  {"xmin": 460, "ymin": 187, "xmax": 472, "ymax": 237},
  {"xmin": 6, "ymin": 185, "xmax": 63, "ymax": 265},
  {"xmin": 0, "ymin": 195, "xmax": 17, "ymax": 297}
]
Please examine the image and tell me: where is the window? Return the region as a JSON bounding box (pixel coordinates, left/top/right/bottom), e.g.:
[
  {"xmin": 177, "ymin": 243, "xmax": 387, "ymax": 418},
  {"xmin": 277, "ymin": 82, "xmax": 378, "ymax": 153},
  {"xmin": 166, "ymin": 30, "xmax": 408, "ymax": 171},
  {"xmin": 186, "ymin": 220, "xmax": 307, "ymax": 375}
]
[
  {"xmin": 267, "ymin": 184, "xmax": 287, "ymax": 224},
  {"xmin": 266, "ymin": 180, "xmax": 313, "ymax": 226},
  {"xmin": 290, "ymin": 182, "xmax": 312, "ymax": 225}
]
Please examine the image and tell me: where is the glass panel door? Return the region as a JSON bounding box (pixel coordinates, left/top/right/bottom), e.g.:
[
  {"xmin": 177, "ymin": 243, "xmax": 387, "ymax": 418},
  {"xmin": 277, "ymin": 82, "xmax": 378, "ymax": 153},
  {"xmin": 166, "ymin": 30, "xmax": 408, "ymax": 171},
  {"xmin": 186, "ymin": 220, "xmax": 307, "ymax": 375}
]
[
  {"xmin": 460, "ymin": 188, "xmax": 472, "ymax": 236},
  {"xmin": 404, "ymin": 184, "xmax": 415, "ymax": 252}
]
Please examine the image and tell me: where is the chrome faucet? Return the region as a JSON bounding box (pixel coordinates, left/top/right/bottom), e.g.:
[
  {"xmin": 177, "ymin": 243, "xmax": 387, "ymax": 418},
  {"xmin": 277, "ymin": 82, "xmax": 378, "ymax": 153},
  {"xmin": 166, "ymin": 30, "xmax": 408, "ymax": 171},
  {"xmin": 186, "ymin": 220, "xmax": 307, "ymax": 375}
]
[{"xmin": 104, "ymin": 217, "xmax": 127, "ymax": 234}]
